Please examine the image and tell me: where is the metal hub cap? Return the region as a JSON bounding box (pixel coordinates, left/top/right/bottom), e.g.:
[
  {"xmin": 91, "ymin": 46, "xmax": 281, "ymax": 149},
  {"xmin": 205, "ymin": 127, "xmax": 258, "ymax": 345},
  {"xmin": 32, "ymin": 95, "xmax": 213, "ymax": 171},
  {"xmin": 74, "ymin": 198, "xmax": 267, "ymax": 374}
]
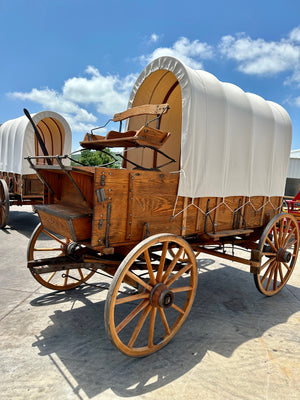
[
  {"xmin": 276, "ymin": 247, "xmax": 292, "ymax": 263},
  {"xmin": 149, "ymin": 283, "xmax": 174, "ymax": 309}
]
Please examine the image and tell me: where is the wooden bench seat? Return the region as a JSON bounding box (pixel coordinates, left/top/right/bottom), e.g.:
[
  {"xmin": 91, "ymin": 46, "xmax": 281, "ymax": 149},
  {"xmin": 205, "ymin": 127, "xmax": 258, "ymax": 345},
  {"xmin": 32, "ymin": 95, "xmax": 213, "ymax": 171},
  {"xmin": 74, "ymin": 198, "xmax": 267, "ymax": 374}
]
[{"xmin": 80, "ymin": 103, "xmax": 170, "ymax": 150}]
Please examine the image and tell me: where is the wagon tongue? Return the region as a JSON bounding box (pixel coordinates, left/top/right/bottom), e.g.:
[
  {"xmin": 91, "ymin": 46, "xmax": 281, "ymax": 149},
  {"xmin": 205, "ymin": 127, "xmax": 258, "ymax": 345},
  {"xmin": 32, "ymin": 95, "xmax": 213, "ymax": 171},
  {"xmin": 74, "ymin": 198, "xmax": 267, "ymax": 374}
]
[{"xmin": 23, "ymin": 108, "xmax": 52, "ymax": 165}]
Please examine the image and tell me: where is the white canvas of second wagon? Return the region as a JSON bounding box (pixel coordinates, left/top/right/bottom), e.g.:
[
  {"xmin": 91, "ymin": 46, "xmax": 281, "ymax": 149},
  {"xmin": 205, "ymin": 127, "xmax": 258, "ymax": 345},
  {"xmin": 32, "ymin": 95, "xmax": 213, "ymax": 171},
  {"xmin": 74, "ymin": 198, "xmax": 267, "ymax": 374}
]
[
  {"xmin": 24, "ymin": 56, "xmax": 298, "ymax": 356},
  {"xmin": 0, "ymin": 110, "xmax": 72, "ymax": 228}
]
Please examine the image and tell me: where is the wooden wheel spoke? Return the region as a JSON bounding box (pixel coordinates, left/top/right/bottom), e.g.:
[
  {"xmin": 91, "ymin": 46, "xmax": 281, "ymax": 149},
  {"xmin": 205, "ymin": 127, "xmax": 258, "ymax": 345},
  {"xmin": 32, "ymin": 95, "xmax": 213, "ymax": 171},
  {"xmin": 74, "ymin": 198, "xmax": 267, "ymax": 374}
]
[
  {"xmin": 144, "ymin": 249, "xmax": 156, "ymax": 286},
  {"xmin": 278, "ymin": 264, "xmax": 284, "ymax": 282},
  {"xmin": 162, "ymin": 246, "xmax": 184, "ymax": 283},
  {"xmin": 272, "ymin": 225, "xmax": 279, "ymax": 249},
  {"xmin": 116, "ymin": 299, "xmax": 149, "ymax": 334},
  {"xmin": 260, "ymin": 257, "xmax": 274, "ymax": 272},
  {"xmin": 156, "ymin": 241, "xmax": 168, "ymax": 283},
  {"xmin": 116, "ymin": 292, "xmax": 149, "ymax": 305},
  {"xmin": 79, "ymin": 269, "xmax": 84, "ymax": 280},
  {"xmin": 166, "ymin": 263, "xmax": 192, "ymax": 287},
  {"xmin": 148, "ymin": 307, "xmax": 157, "ymax": 348},
  {"xmin": 283, "ymin": 227, "xmax": 296, "ymax": 248},
  {"xmin": 158, "ymin": 307, "xmax": 171, "ymax": 335},
  {"xmin": 43, "ymin": 229, "xmax": 67, "ymax": 245},
  {"xmin": 282, "ymin": 218, "xmax": 292, "ymax": 242},
  {"xmin": 283, "ymin": 262, "xmax": 291, "ymax": 272},
  {"xmin": 278, "ymin": 218, "xmax": 284, "ymax": 243},
  {"xmin": 261, "ymin": 260, "xmax": 276, "ymax": 284},
  {"xmin": 273, "ymin": 264, "xmax": 278, "ymax": 290},
  {"xmin": 265, "ymin": 263, "xmax": 276, "ymax": 291},
  {"xmin": 284, "ymin": 238, "xmax": 297, "ymax": 250},
  {"xmin": 128, "ymin": 304, "xmax": 152, "ymax": 348},
  {"xmin": 171, "ymin": 286, "xmax": 193, "ymax": 293},
  {"xmin": 266, "ymin": 236, "xmax": 277, "ymax": 252},
  {"xmin": 64, "ymin": 270, "xmax": 69, "ymax": 286},
  {"xmin": 261, "ymin": 252, "xmax": 276, "ymax": 258},
  {"xmin": 126, "ymin": 270, "xmax": 152, "ymax": 292},
  {"xmin": 46, "ymin": 271, "xmax": 56, "ymax": 283},
  {"xmin": 33, "ymin": 246, "xmax": 62, "ymax": 252},
  {"xmin": 171, "ymin": 303, "xmax": 185, "ymax": 315}
]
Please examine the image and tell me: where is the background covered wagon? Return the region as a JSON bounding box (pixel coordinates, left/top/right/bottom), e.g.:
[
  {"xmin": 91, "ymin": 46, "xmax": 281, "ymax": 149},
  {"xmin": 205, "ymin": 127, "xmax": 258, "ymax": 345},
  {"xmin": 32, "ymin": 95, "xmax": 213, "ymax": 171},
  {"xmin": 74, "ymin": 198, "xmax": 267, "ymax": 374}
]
[
  {"xmin": 0, "ymin": 110, "xmax": 72, "ymax": 228},
  {"xmin": 27, "ymin": 56, "xmax": 299, "ymax": 356}
]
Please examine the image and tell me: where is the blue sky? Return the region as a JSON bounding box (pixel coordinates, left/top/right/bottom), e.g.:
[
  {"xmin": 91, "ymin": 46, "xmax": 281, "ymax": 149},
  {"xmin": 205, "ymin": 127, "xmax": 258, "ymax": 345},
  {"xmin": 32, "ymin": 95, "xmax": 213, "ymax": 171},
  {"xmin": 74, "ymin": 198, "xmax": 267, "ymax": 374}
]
[{"xmin": 1, "ymin": 0, "xmax": 300, "ymax": 151}]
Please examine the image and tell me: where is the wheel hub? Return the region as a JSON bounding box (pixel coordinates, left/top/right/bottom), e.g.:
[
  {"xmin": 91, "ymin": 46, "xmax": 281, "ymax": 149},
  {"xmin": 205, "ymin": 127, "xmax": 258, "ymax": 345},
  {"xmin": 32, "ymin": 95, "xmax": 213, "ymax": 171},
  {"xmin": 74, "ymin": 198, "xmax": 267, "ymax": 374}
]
[
  {"xmin": 276, "ymin": 247, "xmax": 292, "ymax": 263},
  {"xmin": 149, "ymin": 283, "xmax": 174, "ymax": 309},
  {"xmin": 65, "ymin": 241, "xmax": 81, "ymax": 255}
]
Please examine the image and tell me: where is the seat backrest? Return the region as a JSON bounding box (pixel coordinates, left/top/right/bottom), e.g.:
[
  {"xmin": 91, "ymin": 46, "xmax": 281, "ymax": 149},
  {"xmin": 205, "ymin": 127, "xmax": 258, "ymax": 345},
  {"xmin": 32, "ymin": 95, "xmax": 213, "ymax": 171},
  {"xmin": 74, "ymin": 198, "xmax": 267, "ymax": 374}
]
[{"xmin": 113, "ymin": 104, "xmax": 169, "ymax": 123}]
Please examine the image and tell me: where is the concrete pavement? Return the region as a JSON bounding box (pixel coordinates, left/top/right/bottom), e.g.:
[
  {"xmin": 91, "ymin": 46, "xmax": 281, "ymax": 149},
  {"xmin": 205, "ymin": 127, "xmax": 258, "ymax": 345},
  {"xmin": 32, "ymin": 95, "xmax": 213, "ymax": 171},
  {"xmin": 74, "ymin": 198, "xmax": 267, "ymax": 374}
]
[{"xmin": 1, "ymin": 205, "xmax": 300, "ymax": 399}]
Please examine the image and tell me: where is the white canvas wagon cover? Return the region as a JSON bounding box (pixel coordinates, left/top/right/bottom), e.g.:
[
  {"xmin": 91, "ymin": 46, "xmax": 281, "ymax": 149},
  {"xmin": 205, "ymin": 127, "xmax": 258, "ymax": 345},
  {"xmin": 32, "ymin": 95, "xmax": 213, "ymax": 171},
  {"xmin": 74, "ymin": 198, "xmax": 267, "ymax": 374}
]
[
  {"xmin": 0, "ymin": 111, "xmax": 72, "ymax": 175},
  {"xmin": 128, "ymin": 56, "xmax": 292, "ymax": 198}
]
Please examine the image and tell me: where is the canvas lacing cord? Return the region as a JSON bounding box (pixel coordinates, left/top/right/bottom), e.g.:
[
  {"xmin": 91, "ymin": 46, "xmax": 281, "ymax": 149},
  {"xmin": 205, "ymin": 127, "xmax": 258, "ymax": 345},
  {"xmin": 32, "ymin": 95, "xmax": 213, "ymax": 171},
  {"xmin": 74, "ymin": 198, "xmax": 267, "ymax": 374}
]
[{"xmin": 171, "ymin": 195, "xmax": 283, "ymax": 221}]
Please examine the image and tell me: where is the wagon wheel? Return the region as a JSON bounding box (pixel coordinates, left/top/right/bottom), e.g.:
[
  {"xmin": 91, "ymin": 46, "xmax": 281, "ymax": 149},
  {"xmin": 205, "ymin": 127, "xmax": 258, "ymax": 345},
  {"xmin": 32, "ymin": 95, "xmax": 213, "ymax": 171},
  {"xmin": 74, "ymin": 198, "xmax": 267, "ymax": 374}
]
[
  {"xmin": 0, "ymin": 179, "xmax": 9, "ymax": 229},
  {"xmin": 254, "ymin": 213, "xmax": 299, "ymax": 296},
  {"xmin": 27, "ymin": 223, "xmax": 96, "ymax": 291},
  {"xmin": 105, "ymin": 233, "xmax": 198, "ymax": 357}
]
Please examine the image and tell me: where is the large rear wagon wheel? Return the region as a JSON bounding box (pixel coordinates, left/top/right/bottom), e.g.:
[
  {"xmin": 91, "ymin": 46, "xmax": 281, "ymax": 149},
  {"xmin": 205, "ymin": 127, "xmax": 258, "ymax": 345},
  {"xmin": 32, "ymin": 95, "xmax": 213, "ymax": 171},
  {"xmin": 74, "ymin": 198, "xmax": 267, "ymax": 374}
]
[
  {"xmin": 254, "ymin": 213, "xmax": 299, "ymax": 296},
  {"xmin": 0, "ymin": 179, "xmax": 9, "ymax": 229},
  {"xmin": 27, "ymin": 223, "xmax": 96, "ymax": 291},
  {"xmin": 104, "ymin": 234, "xmax": 198, "ymax": 357}
]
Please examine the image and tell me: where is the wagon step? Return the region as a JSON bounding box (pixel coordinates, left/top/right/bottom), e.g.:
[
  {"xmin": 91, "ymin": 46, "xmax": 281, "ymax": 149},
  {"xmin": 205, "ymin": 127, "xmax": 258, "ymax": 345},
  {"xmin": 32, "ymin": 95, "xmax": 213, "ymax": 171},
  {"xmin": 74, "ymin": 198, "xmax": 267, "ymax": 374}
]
[{"xmin": 206, "ymin": 228, "xmax": 254, "ymax": 241}]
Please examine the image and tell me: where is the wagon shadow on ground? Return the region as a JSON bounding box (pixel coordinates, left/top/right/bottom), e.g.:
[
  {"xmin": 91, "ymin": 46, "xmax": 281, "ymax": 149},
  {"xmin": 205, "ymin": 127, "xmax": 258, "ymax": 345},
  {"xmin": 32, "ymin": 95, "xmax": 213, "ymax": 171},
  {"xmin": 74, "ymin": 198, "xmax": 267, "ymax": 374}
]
[
  {"xmin": 2, "ymin": 205, "xmax": 40, "ymax": 238},
  {"xmin": 30, "ymin": 258, "xmax": 300, "ymax": 399}
]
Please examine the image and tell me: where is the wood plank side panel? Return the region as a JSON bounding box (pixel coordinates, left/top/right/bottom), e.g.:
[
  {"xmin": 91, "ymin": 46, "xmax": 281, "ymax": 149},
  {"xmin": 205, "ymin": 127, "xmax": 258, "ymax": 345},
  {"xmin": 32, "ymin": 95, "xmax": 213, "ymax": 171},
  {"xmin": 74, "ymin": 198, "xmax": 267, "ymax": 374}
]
[
  {"xmin": 91, "ymin": 168, "xmax": 130, "ymax": 248},
  {"xmin": 89, "ymin": 166, "xmax": 284, "ymax": 250},
  {"xmin": 91, "ymin": 169, "xmax": 182, "ymax": 248}
]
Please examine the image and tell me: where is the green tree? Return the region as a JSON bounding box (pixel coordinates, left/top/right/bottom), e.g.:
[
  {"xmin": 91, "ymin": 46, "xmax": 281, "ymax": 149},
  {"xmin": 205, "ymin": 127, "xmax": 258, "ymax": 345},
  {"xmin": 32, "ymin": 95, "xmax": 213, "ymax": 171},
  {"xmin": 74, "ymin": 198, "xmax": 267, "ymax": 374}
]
[{"xmin": 73, "ymin": 148, "xmax": 121, "ymax": 168}]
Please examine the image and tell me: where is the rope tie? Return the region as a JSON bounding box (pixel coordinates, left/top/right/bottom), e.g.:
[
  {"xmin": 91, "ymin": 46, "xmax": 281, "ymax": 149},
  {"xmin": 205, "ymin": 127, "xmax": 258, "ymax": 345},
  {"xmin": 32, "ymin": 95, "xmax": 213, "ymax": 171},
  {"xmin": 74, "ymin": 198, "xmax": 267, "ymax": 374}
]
[{"xmin": 171, "ymin": 196, "xmax": 283, "ymax": 221}]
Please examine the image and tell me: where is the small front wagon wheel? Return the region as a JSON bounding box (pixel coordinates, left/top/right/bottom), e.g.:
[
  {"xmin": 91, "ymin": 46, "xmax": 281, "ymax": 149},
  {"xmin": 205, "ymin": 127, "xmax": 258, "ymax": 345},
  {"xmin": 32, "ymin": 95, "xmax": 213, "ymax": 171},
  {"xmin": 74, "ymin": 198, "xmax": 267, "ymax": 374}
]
[
  {"xmin": 254, "ymin": 213, "xmax": 299, "ymax": 296},
  {"xmin": 104, "ymin": 234, "xmax": 198, "ymax": 357},
  {"xmin": 28, "ymin": 223, "xmax": 96, "ymax": 290},
  {"xmin": 0, "ymin": 179, "xmax": 9, "ymax": 229}
]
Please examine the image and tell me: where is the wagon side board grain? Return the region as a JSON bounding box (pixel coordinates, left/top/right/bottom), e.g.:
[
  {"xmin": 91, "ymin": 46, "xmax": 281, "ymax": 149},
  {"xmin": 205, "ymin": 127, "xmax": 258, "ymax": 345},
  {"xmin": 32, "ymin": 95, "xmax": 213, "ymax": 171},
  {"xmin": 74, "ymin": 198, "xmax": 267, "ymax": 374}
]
[{"xmin": 87, "ymin": 167, "xmax": 283, "ymax": 252}]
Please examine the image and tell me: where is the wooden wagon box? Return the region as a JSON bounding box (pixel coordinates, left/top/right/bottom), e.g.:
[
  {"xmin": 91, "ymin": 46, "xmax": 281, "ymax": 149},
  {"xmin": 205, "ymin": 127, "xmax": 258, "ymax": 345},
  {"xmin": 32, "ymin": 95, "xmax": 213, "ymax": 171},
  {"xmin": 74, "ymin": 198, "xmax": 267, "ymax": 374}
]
[{"xmin": 34, "ymin": 165, "xmax": 282, "ymax": 252}]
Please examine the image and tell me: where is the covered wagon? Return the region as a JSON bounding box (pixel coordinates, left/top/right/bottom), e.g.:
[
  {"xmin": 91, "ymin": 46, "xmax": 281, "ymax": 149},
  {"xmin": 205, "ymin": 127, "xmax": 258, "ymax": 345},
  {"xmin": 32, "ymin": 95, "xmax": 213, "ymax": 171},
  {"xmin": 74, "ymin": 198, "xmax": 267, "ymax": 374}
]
[
  {"xmin": 26, "ymin": 56, "xmax": 298, "ymax": 356},
  {"xmin": 0, "ymin": 110, "xmax": 72, "ymax": 227}
]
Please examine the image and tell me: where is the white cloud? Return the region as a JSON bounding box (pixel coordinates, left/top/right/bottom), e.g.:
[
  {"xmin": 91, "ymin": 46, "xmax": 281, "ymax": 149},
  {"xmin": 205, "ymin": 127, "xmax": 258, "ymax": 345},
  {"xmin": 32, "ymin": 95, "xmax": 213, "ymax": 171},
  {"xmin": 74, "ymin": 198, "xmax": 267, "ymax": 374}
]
[
  {"xmin": 141, "ymin": 36, "xmax": 214, "ymax": 69},
  {"xmin": 219, "ymin": 28, "xmax": 300, "ymax": 77},
  {"xmin": 289, "ymin": 26, "xmax": 300, "ymax": 43},
  {"xmin": 284, "ymin": 69, "xmax": 300, "ymax": 87},
  {"xmin": 285, "ymin": 95, "xmax": 300, "ymax": 108},
  {"xmin": 149, "ymin": 33, "xmax": 160, "ymax": 43},
  {"xmin": 62, "ymin": 65, "xmax": 137, "ymax": 114},
  {"xmin": 8, "ymin": 66, "xmax": 138, "ymax": 133}
]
